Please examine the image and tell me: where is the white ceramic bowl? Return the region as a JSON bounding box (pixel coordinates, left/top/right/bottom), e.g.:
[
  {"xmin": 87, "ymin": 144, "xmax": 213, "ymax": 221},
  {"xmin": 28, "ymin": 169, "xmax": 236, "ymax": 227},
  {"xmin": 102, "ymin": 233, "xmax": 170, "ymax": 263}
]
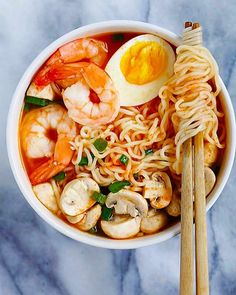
[{"xmin": 7, "ymin": 20, "xmax": 236, "ymax": 249}]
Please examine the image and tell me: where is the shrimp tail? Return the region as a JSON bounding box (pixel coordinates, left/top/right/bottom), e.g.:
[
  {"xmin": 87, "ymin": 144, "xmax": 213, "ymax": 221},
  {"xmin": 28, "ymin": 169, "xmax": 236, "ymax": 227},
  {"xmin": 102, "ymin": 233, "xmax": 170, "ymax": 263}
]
[
  {"xmin": 34, "ymin": 51, "xmax": 62, "ymax": 87},
  {"xmin": 34, "ymin": 71, "xmax": 51, "ymax": 87},
  {"xmin": 30, "ymin": 159, "xmax": 65, "ymax": 185},
  {"xmin": 33, "ymin": 38, "xmax": 108, "ymax": 87},
  {"xmin": 29, "ymin": 134, "xmax": 74, "ymax": 185},
  {"xmin": 47, "ymin": 62, "xmax": 88, "ymax": 82}
]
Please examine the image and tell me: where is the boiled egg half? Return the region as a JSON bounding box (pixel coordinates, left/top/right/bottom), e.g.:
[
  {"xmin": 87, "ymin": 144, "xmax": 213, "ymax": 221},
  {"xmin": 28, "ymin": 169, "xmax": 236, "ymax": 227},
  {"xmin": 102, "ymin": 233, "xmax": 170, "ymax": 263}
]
[{"xmin": 105, "ymin": 34, "xmax": 175, "ymax": 106}]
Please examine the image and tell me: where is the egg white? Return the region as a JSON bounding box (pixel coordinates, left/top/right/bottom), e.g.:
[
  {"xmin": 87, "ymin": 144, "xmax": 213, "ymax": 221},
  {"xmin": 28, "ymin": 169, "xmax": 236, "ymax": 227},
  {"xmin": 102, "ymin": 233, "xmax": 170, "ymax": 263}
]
[{"xmin": 105, "ymin": 34, "xmax": 175, "ymax": 106}]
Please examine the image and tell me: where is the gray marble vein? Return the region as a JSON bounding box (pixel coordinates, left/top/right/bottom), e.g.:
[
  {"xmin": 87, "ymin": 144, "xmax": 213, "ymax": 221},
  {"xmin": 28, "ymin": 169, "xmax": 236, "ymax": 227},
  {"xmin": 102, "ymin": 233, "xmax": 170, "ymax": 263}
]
[{"xmin": 0, "ymin": 0, "xmax": 236, "ymax": 294}]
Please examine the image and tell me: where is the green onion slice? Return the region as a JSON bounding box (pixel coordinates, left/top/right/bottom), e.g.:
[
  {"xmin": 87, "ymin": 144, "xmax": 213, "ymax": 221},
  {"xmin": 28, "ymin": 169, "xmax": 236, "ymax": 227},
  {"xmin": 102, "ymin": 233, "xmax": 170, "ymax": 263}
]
[
  {"xmin": 93, "ymin": 138, "xmax": 108, "ymax": 152},
  {"xmin": 53, "ymin": 171, "xmax": 66, "ymax": 181},
  {"xmin": 25, "ymin": 96, "xmax": 52, "ymax": 107},
  {"xmin": 108, "ymin": 180, "xmax": 131, "ymax": 193},
  {"xmin": 145, "ymin": 148, "xmax": 154, "ymax": 155},
  {"xmin": 24, "ymin": 103, "xmax": 31, "ymax": 112},
  {"xmin": 99, "ymin": 186, "xmax": 110, "ymax": 195},
  {"xmin": 101, "ymin": 206, "xmax": 113, "ymax": 221},
  {"xmin": 78, "ymin": 157, "xmax": 88, "ymax": 166},
  {"xmin": 119, "ymin": 154, "xmax": 129, "ymax": 166},
  {"xmin": 92, "ymin": 192, "xmax": 107, "ymax": 205}
]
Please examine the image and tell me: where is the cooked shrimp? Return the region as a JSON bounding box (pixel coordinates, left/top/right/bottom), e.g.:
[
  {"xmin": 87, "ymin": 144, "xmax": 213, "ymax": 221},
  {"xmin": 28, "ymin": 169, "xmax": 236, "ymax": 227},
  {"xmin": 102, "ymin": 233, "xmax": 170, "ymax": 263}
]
[
  {"xmin": 46, "ymin": 62, "xmax": 87, "ymax": 89},
  {"xmin": 47, "ymin": 62, "xmax": 120, "ymax": 126},
  {"xmin": 34, "ymin": 38, "xmax": 108, "ymax": 87},
  {"xmin": 21, "ymin": 104, "xmax": 77, "ymax": 185}
]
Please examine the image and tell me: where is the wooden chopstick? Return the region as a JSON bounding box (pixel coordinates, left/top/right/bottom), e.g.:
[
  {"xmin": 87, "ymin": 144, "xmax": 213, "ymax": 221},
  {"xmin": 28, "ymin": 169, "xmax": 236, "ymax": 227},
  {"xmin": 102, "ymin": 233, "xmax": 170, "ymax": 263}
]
[
  {"xmin": 180, "ymin": 21, "xmax": 209, "ymax": 295},
  {"xmin": 180, "ymin": 21, "xmax": 194, "ymax": 295},
  {"xmin": 192, "ymin": 22, "xmax": 209, "ymax": 295},
  {"xmin": 180, "ymin": 137, "xmax": 194, "ymax": 295},
  {"xmin": 194, "ymin": 132, "xmax": 209, "ymax": 295}
]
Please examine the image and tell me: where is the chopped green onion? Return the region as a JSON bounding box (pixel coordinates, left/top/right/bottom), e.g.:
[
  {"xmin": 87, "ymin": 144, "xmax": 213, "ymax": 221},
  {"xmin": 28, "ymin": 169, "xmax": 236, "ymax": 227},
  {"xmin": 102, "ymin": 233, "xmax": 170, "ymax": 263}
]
[
  {"xmin": 99, "ymin": 186, "xmax": 110, "ymax": 195},
  {"xmin": 93, "ymin": 138, "xmax": 108, "ymax": 152},
  {"xmin": 133, "ymin": 173, "xmax": 139, "ymax": 180},
  {"xmin": 24, "ymin": 103, "xmax": 31, "ymax": 112},
  {"xmin": 101, "ymin": 206, "xmax": 113, "ymax": 221},
  {"xmin": 112, "ymin": 33, "xmax": 124, "ymax": 42},
  {"xmin": 78, "ymin": 157, "xmax": 88, "ymax": 166},
  {"xmin": 89, "ymin": 226, "xmax": 97, "ymax": 234},
  {"xmin": 90, "ymin": 152, "xmax": 95, "ymax": 160},
  {"xmin": 119, "ymin": 154, "xmax": 129, "ymax": 166},
  {"xmin": 145, "ymin": 148, "xmax": 154, "ymax": 155},
  {"xmin": 25, "ymin": 96, "xmax": 52, "ymax": 107},
  {"xmin": 92, "ymin": 191, "xmax": 107, "ymax": 205},
  {"xmin": 108, "ymin": 180, "xmax": 131, "ymax": 193},
  {"xmin": 53, "ymin": 171, "xmax": 66, "ymax": 181}
]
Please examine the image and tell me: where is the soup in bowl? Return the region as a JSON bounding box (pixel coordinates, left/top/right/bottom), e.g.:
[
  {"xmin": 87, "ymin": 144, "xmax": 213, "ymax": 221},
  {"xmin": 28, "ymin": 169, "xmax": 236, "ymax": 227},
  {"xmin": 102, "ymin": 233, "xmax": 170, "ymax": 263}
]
[{"xmin": 7, "ymin": 21, "xmax": 236, "ymax": 249}]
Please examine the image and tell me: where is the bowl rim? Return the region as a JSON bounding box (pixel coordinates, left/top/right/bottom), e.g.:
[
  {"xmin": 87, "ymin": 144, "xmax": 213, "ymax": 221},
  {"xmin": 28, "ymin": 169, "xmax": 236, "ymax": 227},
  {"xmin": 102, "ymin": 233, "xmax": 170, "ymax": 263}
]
[{"xmin": 7, "ymin": 20, "xmax": 236, "ymax": 249}]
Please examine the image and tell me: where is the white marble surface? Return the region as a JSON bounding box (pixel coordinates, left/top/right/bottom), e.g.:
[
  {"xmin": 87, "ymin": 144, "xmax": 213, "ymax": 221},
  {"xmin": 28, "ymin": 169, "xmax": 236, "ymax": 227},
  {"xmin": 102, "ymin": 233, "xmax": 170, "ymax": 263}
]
[{"xmin": 0, "ymin": 0, "xmax": 236, "ymax": 294}]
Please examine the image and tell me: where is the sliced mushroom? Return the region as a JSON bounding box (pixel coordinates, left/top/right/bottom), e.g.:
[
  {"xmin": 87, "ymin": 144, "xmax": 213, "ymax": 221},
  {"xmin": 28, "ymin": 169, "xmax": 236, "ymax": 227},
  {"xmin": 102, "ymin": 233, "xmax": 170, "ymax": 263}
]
[
  {"xmin": 141, "ymin": 209, "xmax": 168, "ymax": 234},
  {"xmin": 66, "ymin": 213, "xmax": 85, "ymax": 224},
  {"xmin": 205, "ymin": 167, "xmax": 216, "ymax": 196},
  {"xmin": 27, "ymin": 83, "xmax": 56, "ymax": 100},
  {"xmin": 144, "ymin": 172, "xmax": 172, "ymax": 209},
  {"xmin": 166, "ymin": 167, "xmax": 216, "ymax": 217},
  {"xmin": 204, "ymin": 142, "xmax": 218, "ymax": 167},
  {"xmin": 105, "ymin": 189, "xmax": 148, "ymax": 217},
  {"xmin": 76, "ymin": 204, "xmax": 102, "ymax": 231},
  {"xmin": 33, "ymin": 182, "xmax": 58, "ymax": 213},
  {"xmin": 166, "ymin": 191, "xmax": 181, "ymax": 217},
  {"xmin": 60, "ymin": 178, "xmax": 98, "ymax": 216},
  {"xmin": 101, "ymin": 215, "xmax": 141, "ymax": 239}
]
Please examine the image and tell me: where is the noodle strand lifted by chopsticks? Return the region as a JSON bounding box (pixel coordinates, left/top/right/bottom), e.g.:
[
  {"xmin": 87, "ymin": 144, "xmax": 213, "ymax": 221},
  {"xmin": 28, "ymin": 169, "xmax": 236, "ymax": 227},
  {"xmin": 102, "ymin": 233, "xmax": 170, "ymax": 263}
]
[{"xmin": 159, "ymin": 27, "xmax": 224, "ymax": 174}]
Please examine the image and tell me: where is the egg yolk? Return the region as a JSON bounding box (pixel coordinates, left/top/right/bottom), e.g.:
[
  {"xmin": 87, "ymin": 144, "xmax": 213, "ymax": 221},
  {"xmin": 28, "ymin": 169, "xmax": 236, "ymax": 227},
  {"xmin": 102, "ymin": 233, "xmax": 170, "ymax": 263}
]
[{"xmin": 120, "ymin": 41, "xmax": 167, "ymax": 85}]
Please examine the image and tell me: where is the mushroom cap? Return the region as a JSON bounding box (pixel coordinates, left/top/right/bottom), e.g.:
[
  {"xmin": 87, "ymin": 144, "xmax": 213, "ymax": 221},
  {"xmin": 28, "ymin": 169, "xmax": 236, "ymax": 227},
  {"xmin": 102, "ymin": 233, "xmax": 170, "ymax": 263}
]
[
  {"xmin": 106, "ymin": 189, "xmax": 148, "ymax": 217},
  {"xmin": 166, "ymin": 167, "xmax": 216, "ymax": 217},
  {"xmin": 166, "ymin": 191, "xmax": 181, "ymax": 217},
  {"xmin": 204, "ymin": 142, "xmax": 218, "ymax": 167},
  {"xmin": 205, "ymin": 167, "xmax": 216, "ymax": 196},
  {"xmin": 33, "ymin": 182, "xmax": 58, "ymax": 213},
  {"xmin": 101, "ymin": 215, "xmax": 141, "ymax": 239},
  {"xmin": 66, "ymin": 213, "xmax": 85, "ymax": 224},
  {"xmin": 144, "ymin": 171, "xmax": 172, "ymax": 209},
  {"xmin": 76, "ymin": 204, "xmax": 102, "ymax": 231},
  {"xmin": 60, "ymin": 178, "xmax": 98, "ymax": 216},
  {"xmin": 141, "ymin": 209, "xmax": 168, "ymax": 234}
]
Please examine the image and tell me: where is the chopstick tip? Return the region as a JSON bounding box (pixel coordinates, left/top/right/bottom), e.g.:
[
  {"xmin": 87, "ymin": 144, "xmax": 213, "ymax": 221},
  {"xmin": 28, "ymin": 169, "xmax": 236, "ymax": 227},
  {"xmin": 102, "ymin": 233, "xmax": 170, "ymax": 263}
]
[
  {"xmin": 185, "ymin": 21, "xmax": 192, "ymax": 28},
  {"xmin": 192, "ymin": 22, "xmax": 200, "ymax": 29}
]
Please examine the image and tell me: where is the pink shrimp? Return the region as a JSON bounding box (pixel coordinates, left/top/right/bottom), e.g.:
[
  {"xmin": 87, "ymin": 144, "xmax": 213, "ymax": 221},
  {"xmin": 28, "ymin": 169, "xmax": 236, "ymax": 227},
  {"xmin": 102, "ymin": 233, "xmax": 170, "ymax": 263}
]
[
  {"xmin": 44, "ymin": 62, "xmax": 120, "ymax": 126},
  {"xmin": 20, "ymin": 104, "xmax": 77, "ymax": 185},
  {"xmin": 33, "ymin": 38, "xmax": 108, "ymax": 87}
]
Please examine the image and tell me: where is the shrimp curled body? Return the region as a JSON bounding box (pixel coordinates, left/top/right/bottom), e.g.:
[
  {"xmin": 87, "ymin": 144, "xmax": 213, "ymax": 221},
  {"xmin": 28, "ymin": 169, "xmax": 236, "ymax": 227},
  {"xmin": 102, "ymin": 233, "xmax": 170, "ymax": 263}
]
[
  {"xmin": 34, "ymin": 38, "xmax": 108, "ymax": 87},
  {"xmin": 46, "ymin": 62, "xmax": 120, "ymax": 127},
  {"xmin": 21, "ymin": 104, "xmax": 77, "ymax": 184}
]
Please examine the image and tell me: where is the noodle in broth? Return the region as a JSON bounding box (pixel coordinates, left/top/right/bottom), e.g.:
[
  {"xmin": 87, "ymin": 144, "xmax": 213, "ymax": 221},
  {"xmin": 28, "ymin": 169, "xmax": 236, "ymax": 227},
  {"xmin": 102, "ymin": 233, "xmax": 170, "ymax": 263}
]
[{"xmin": 71, "ymin": 101, "xmax": 176, "ymax": 191}]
